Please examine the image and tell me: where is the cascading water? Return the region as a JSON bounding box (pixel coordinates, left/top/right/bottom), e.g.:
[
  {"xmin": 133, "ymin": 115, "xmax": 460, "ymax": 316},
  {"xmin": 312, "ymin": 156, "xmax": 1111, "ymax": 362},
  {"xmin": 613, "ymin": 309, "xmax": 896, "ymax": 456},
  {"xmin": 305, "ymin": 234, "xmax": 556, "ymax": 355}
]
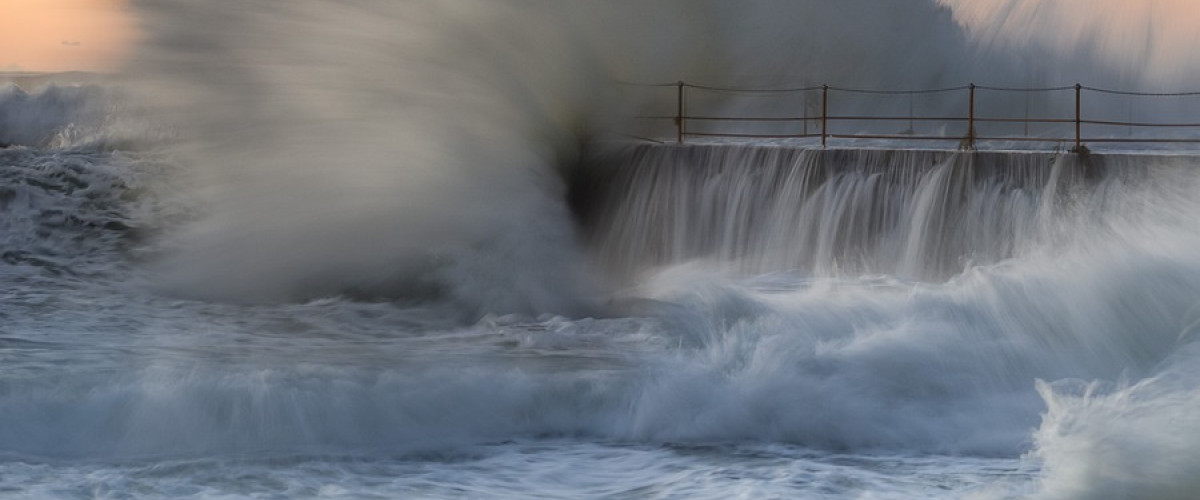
[{"xmin": 587, "ymin": 145, "xmax": 1096, "ymax": 282}]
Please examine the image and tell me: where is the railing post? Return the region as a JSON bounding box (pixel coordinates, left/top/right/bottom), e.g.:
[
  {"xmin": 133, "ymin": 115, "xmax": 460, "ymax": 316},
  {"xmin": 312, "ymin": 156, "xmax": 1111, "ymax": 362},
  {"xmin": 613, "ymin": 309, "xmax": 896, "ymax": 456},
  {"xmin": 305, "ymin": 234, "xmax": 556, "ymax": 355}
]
[
  {"xmin": 821, "ymin": 84, "xmax": 829, "ymax": 148},
  {"xmin": 675, "ymin": 81, "xmax": 684, "ymax": 144},
  {"xmin": 965, "ymin": 83, "xmax": 976, "ymax": 149},
  {"xmin": 1073, "ymin": 83, "xmax": 1082, "ymax": 152}
]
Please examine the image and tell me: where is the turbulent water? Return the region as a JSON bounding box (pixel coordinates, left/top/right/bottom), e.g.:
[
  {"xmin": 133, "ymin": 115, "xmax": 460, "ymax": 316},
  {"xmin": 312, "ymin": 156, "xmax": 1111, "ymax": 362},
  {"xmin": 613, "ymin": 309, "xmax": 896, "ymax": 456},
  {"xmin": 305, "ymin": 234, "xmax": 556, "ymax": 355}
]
[
  {"xmin": 5, "ymin": 80, "xmax": 1200, "ymax": 499},
  {"xmin": 6, "ymin": 0, "xmax": 1200, "ymax": 498}
]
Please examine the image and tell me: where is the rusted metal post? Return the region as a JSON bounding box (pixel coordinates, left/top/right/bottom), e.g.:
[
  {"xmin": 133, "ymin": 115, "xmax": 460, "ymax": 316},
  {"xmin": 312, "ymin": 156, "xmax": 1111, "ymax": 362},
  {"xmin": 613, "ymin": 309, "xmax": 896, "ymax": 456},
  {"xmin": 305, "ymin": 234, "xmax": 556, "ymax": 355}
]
[
  {"xmin": 1074, "ymin": 83, "xmax": 1082, "ymax": 152},
  {"xmin": 821, "ymin": 84, "xmax": 829, "ymax": 148},
  {"xmin": 675, "ymin": 81, "xmax": 684, "ymax": 144},
  {"xmin": 965, "ymin": 83, "xmax": 976, "ymax": 149}
]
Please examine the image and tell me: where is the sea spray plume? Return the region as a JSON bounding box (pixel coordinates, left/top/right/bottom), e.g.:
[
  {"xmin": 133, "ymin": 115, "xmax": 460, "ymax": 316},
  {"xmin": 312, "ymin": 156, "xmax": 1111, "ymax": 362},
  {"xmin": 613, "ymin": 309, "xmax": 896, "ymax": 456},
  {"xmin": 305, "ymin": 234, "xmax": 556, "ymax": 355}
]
[
  {"xmin": 939, "ymin": 0, "xmax": 1200, "ymax": 89},
  {"xmin": 127, "ymin": 0, "xmax": 1060, "ymax": 315},
  {"xmin": 1012, "ymin": 159, "xmax": 1200, "ymax": 500},
  {"xmin": 127, "ymin": 1, "xmax": 713, "ymax": 316},
  {"xmin": 692, "ymin": 1, "xmax": 984, "ymax": 88},
  {"xmin": 1029, "ymin": 352, "xmax": 1200, "ymax": 500}
]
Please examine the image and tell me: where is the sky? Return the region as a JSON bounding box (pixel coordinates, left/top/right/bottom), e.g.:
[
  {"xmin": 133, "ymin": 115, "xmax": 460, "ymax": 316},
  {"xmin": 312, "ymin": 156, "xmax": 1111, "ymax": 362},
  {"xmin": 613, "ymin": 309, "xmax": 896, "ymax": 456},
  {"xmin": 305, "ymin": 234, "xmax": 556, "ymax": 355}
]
[
  {"xmin": 0, "ymin": 0, "xmax": 136, "ymax": 72},
  {"xmin": 4, "ymin": 0, "xmax": 1200, "ymax": 80},
  {"xmin": 939, "ymin": 0, "xmax": 1200, "ymax": 85}
]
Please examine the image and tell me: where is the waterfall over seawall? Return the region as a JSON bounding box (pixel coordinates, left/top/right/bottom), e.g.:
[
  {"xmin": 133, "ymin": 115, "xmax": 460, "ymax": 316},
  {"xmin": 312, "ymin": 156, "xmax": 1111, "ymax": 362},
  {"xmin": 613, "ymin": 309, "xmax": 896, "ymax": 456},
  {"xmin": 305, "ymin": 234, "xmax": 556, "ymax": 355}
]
[{"xmin": 584, "ymin": 144, "xmax": 1173, "ymax": 284}]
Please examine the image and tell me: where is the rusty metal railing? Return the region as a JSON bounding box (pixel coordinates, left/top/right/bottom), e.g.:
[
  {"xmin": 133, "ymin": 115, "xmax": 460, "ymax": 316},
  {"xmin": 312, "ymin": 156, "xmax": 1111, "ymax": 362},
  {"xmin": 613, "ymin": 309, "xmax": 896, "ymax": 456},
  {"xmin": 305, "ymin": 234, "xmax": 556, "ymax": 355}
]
[{"xmin": 630, "ymin": 81, "xmax": 1200, "ymax": 151}]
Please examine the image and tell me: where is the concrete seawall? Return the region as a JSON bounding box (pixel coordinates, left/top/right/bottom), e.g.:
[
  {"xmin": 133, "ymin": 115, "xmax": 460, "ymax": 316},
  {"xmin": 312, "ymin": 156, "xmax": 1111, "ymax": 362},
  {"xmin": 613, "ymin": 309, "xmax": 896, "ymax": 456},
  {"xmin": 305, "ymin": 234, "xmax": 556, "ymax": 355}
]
[{"xmin": 573, "ymin": 143, "xmax": 1199, "ymax": 282}]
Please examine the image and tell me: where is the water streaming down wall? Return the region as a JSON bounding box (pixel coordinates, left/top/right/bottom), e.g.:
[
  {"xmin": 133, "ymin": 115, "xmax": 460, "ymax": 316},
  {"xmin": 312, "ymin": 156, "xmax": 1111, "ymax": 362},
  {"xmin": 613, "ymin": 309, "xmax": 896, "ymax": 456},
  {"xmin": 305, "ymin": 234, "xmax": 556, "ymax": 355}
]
[{"xmin": 586, "ymin": 144, "xmax": 1134, "ymax": 283}]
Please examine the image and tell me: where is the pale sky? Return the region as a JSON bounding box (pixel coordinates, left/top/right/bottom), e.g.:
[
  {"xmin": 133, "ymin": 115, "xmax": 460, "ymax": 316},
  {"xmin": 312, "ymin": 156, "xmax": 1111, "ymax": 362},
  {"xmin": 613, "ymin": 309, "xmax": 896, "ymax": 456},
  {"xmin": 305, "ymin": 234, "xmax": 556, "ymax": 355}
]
[
  {"xmin": 0, "ymin": 0, "xmax": 137, "ymax": 72},
  {"xmin": 940, "ymin": 0, "xmax": 1200, "ymax": 83},
  {"xmin": 5, "ymin": 0, "xmax": 1200, "ymax": 79}
]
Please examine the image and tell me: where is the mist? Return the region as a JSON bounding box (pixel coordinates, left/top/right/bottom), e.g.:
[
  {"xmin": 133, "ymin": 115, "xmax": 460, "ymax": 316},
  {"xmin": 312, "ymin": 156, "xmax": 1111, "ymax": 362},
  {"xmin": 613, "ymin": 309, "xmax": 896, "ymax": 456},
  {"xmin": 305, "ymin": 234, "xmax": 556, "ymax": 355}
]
[{"xmin": 127, "ymin": 0, "xmax": 1190, "ymax": 317}]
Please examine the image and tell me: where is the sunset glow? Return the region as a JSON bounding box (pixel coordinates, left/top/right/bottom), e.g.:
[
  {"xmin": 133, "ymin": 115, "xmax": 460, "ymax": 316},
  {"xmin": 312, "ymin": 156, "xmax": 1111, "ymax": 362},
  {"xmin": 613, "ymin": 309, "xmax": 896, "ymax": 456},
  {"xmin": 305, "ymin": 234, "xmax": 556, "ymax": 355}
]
[
  {"xmin": 0, "ymin": 0, "xmax": 136, "ymax": 73},
  {"xmin": 940, "ymin": 0, "xmax": 1200, "ymax": 84}
]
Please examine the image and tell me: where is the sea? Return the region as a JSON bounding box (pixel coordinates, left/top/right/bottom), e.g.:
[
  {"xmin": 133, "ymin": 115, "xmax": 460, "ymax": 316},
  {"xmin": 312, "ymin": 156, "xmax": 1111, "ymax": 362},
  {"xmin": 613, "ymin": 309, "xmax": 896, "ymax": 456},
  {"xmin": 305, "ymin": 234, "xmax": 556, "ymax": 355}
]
[
  {"xmin": 5, "ymin": 1, "xmax": 1200, "ymax": 498},
  {"xmin": 4, "ymin": 79, "xmax": 1200, "ymax": 499}
]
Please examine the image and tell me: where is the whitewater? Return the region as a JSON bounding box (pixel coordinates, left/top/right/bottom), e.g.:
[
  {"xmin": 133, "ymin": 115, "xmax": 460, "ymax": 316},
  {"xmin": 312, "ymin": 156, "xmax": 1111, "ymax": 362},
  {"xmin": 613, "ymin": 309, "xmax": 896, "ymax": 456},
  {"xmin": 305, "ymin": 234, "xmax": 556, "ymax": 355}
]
[{"xmin": 5, "ymin": 1, "xmax": 1200, "ymax": 498}]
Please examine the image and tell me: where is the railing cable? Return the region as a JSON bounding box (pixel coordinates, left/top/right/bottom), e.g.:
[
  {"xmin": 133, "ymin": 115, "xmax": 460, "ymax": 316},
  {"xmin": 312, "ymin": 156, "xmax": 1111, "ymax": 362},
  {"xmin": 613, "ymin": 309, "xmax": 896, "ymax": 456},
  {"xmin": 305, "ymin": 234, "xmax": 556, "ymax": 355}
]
[
  {"xmin": 826, "ymin": 85, "xmax": 969, "ymax": 95},
  {"xmin": 1080, "ymin": 86, "xmax": 1200, "ymax": 97},
  {"xmin": 683, "ymin": 83, "xmax": 824, "ymax": 93},
  {"xmin": 973, "ymin": 84, "xmax": 1076, "ymax": 92}
]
